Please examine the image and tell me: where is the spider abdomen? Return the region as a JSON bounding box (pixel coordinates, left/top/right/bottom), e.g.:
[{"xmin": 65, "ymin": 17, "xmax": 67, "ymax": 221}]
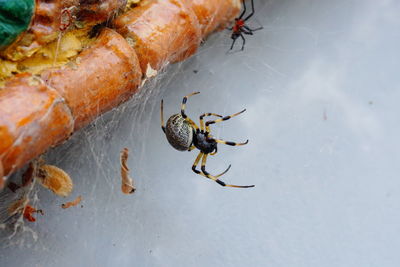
[{"xmin": 165, "ymin": 114, "xmax": 193, "ymax": 151}]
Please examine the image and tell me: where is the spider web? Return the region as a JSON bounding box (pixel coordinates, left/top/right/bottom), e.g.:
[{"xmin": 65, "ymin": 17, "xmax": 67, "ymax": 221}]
[
  {"xmin": 0, "ymin": 0, "xmax": 292, "ymax": 256},
  {"xmin": 1, "ymin": 0, "xmax": 390, "ymax": 265}
]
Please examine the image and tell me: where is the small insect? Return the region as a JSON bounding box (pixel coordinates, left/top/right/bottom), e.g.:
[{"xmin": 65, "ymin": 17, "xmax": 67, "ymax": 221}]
[
  {"xmin": 61, "ymin": 195, "xmax": 82, "ymax": 209},
  {"xmin": 60, "ymin": 8, "xmax": 73, "ymax": 32},
  {"xmin": 161, "ymin": 92, "xmax": 254, "ymax": 188},
  {"xmin": 229, "ymin": 0, "xmax": 263, "ymax": 51}
]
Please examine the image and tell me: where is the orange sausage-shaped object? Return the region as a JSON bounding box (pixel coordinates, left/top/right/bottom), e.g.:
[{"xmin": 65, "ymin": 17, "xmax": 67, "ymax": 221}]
[
  {"xmin": 189, "ymin": 0, "xmax": 241, "ymax": 37},
  {"xmin": 114, "ymin": 0, "xmax": 201, "ymax": 73},
  {"xmin": 0, "ymin": 73, "xmax": 74, "ymax": 180},
  {"xmin": 41, "ymin": 28, "xmax": 142, "ymax": 130}
]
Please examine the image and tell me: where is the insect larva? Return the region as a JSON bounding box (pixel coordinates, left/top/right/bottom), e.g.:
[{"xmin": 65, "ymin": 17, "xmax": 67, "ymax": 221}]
[{"xmin": 61, "ymin": 195, "xmax": 82, "ymax": 209}]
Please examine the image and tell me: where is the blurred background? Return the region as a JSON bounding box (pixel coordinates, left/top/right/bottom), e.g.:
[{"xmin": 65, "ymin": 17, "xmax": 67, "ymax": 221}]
[{"xmin": 1, "ymin": 0, "xmax": 400, "ymax": 266}]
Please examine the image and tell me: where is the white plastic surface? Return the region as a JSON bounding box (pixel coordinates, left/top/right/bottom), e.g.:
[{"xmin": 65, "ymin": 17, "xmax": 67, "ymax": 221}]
[{"xmin": 1, "ymin": 0, "xmax": 400, "ymax": 266}]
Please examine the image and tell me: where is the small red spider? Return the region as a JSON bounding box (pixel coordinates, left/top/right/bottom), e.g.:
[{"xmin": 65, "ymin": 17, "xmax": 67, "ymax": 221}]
[
  {"xmin": 59, "ymin": 8, "xmax": 73, "ymax": 32},
  {"xmin": 229, "ymin": 0, "xmax": 263, "ymax": 51}
]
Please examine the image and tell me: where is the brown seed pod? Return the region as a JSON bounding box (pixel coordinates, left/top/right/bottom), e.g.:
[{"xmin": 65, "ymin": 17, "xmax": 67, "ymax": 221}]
[
  {"xmin": 37, "ymin": 165, "xmax": 73, "ymax": 197},
  {"xmin": 61, "ymin": 195, "xmax": 82, "ymax": 209},
  {"xmin": 120, "ymin": 148, "xmax": 136, "ymax": 194}
]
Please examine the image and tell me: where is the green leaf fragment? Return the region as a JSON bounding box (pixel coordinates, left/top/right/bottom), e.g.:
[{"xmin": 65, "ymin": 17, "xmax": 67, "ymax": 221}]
[{"xmin": 0, "ymin": 0, "xmax": 35, "ymax": 49}]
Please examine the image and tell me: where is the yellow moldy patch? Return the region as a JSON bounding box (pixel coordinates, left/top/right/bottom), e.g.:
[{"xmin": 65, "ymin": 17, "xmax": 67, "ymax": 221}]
[
  {"xmin": 21, "ymin": 32, "xmax": 82, "ymax": 73},
  {"xmin": 0, "ymin": 27, "xmax": 96, "ymax": 86},
  {"xmin": 0, "ymin": 61, "xmax": 18, "ymax": 83}
]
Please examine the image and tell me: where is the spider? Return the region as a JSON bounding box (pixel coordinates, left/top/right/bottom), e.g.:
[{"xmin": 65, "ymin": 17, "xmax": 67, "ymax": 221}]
[
  {"xmin": 229, "ymin": 0, "xmax": 263, "ymax": 51},
  {"xmin": 160, "ymin": 92, "xmax": 254, "ymax": 188},
  {"xmin": 59, "ymin": 8, "xmax": 73, "ymax": 32}
]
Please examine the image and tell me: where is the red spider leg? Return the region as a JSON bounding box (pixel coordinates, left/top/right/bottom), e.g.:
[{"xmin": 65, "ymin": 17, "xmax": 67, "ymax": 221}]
[
  {"xmin": 241, "ymin": 28, "xmax": 253, "ymax": 35},
  {"xmin": 244, "ymin": 0, "xmax": 255, "ymax": 21},
  {"xmin": 238, "ymin": 0, "xmax": 247, "ymax": 19},
  {"xmin": 230, "ymin": 38, "xmax": 237, "ymax": 50},
  {"xmin": 243, "ymin": 25, "xmax": 263, "ymax": 32},
  {"xmin": 239, "ymin": 34, "xmax": 246, "ymax": 50}
]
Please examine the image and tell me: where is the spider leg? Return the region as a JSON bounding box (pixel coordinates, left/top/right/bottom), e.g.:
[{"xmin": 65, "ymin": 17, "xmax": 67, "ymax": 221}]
[
  {"xmin": 210, "ymin": 146, "xmax": 218, "ymax": 155},
  {"xmin": 244, "ymin": 25, "xmax": 263, "ymax": 32},
  {"xmin": 241, "ymin": 28, "xmax": 253, "ymax": 35},
  {"xmin": 188, "ymin": 145, "xmax": 196, "ymax": 151},
  {"xmin": 215, "ymin": 162, "xmax": 231, "ymax": 177},
  {"xmin": 191, "ymin": 152, "xmax": 229, "ymax": 178},
  {"xmin": 238, "ymin": 0, "xmax": 247, "ymax": 20},
  {"xmin": 205, "ymin": 109, "xmax": 246, "ymax": 131},
  {"xmin": 240, "ymin": 33, "xmax": 246, "ymax": 50},
  {"xmin": 181, "ymin": 92, "xmax": 200, "ymax": 130},
  {"xmin": 199, "ymin": 113, "xmax": 222, "ymax": 131},
  {"xmin": 191, "ymin": 152, "xmax": 203, "ymax": 175},
  {"xmin": 213, "ymin": 139, "xmax": 249, "ymax": 146},
  {"xmin": 230, "ymin": 36, "xmax": 238, "ymax": 50},
  {"xmin": 201, "ymin": 154, "xmax": 254, "ymax": 188},
  {"xmin": 160, "ymin": 100, "xmax": 166, "ymax": 133},
  {"xmin": 244, "ymin": 0, "xmax": 255, "ymax": 21}
]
